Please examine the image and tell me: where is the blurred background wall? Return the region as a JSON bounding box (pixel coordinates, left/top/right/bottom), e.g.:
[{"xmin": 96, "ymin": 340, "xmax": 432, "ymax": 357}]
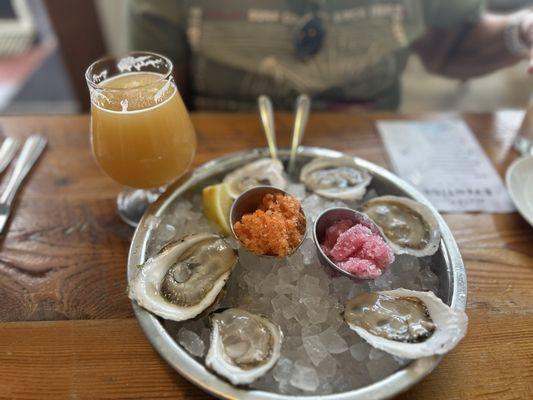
[{"xmin": 0, "ymin": 0, "xmax": 530, "ymax": 115}]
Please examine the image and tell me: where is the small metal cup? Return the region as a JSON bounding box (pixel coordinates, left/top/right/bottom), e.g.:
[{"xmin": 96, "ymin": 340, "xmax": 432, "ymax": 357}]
[
  {"xmin": 313, "ymin": 207, "xmax": 383, "ymax": 280},
  {"xmin": 229, "ymin": 186, "xmax": 307, "ymax": 257}
]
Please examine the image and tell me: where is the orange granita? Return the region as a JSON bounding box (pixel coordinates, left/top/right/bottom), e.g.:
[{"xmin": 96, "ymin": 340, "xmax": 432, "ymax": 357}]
[{"xmin": 234, "ymin": 193, "xmax": 306, "ymax": 256}]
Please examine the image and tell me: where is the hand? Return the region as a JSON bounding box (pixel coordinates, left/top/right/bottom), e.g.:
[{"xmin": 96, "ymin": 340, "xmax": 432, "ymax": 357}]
[{"xmin": 518, "ymin": 10, "xmax": 533, "ymax": 74}]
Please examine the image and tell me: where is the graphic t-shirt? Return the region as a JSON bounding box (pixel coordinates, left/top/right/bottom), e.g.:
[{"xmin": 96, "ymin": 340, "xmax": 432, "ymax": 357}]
[{"xmin": 127, "ymin": 0, "xmax": 483, "ymax": 110}]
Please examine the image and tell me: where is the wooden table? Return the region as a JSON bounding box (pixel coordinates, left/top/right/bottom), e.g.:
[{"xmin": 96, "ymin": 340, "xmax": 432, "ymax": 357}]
[{"xmin": 0, "ymin": 112, "xmax": 531, "ymax": 400}]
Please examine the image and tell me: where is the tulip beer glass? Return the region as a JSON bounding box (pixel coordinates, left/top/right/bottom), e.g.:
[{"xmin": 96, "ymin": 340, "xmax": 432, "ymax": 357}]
[{"xmin": 85, "ymin": 52, "xmax": 196, "ymax": 225}]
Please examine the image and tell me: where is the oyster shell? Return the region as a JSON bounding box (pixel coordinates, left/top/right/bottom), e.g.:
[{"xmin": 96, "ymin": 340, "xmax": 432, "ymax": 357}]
[
  {"xmin": 344, "ymin": 288, "xmax": 468, "ymax": 359},
  {"xmin": 223, "ymin": 158, "xmax": 287, "ymax": 199},
  {"xmin": 128, "ymin": 233, "xmax": 238, "ymax": 321},
  {"xmin": 363, "ymin": 195, "xmax": 441, "ymax": 257},
  {"xmin": 206, "ymin": 308, "xmax": 283, "ymax": 385},
  {"xmin": 300, "ymin": 157, "xmax": 371, "ymax": 200}
]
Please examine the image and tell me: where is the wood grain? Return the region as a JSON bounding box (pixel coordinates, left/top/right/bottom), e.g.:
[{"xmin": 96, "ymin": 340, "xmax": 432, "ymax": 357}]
[
  {"xmin": 0, "ymin": 111, "xmax": 531, "ymax": 399},
  {"xmin": 0, "ymin": 312, "xmax": 531, "ymax": 400},
  {"xmin": 0, "ymin": 116, "xmax": 131, "ymax": 321}
]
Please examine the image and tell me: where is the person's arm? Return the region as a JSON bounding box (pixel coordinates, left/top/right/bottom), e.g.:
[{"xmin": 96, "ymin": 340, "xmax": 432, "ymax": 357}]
[
  {"xmin": 415, "ymin": 9, "xmax": 533, "ymax": 80},
  {"xmin": 126, "ymin": 0, "xmax": 191, "ymax": 107}
]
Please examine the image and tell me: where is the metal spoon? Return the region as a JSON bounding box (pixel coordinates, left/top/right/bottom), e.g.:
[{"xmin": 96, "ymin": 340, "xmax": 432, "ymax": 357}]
[
  {"xmin": 0, "ymin": 134, "xmax": 47, "ymax": 234},
  {"xmin": 258, "ymin": 95, "xmax": 278, "ymax": 160},
  {"xmin": 288, "ymin": 94, "xmax": 310, "ymax": 176},
  {"xmin": 0, "ymin": 137, "xmax": 20, "ymax": 174}
]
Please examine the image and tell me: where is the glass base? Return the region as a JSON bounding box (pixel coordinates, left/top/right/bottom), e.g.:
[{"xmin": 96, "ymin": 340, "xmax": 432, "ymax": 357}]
[{"xmin": 117, "ymin": 187, "xmax": 164, "ymax": 227}]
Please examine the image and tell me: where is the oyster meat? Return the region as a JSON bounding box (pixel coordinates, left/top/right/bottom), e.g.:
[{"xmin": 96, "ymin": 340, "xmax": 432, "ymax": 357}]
[
  {"xmin": 129, "ymin": 233, "xmax": 238, "ymax": 321},
  {"xmin": 363, "ymin": 195, "xmax": 441, "ymax": 257},
  {"xmin": 223, "ymin": 158, "xmax": 287, "ymax": 199},
  {"xmin": 300, "ymin": 157, "xmax": 371, "ymax": 200},
  {"xmin": 344, "ymin": 288, "xmax": 468, "ymax": 358},
  {"xmin": 206, "ymin": 308, "xmax": 283, "ymax": 385}
]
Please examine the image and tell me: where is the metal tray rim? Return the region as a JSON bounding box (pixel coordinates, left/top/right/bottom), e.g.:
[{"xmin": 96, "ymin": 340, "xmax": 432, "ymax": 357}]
[{"xmin": 128, "ymin": 146, "xmax": 467, "ymax": 400}]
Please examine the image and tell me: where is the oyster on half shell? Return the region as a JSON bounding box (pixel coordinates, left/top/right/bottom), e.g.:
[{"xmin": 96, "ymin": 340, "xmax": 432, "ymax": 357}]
[
  {"xmin": 363, "ymin": 195, "xmax": 441, "ymax": 257},
  {"xmin": 300, "ymin": 157, "xmax": 371, "ymax": 200},
  {"xmin": 223, "ymin": 158, "xmax": 287, "ymax": 199},
  {"xmin": 128, "ymin": 233, "xmax": 238, "ymax": 321},
  {"xmin": 206, "ymin": 308, "xmax": 283, "ymax": 385},
  {"xmin": 344, "ymin": 288, "xmax": 468, "ymax": 359}
]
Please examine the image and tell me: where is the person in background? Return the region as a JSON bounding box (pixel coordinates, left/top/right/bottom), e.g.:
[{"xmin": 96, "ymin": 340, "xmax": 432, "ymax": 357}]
[{"xmin": 127, "ymin": 1, "xmax": 533, "ymax": 111}]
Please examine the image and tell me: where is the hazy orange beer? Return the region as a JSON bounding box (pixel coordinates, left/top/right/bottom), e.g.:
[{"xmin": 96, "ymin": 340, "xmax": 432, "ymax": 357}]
[
  {"xmin": 91, "ymin": 72, "xmax": 196, "ymax": 189},
  {"xmin": 86, "ymin": 52, "xmax": 197, "ymax": 225}
]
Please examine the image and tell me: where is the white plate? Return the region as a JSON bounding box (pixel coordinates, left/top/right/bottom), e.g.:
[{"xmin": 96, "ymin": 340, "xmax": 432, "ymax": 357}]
[{"xmin": 506, "ymin": 156, "xmax": 533, "ymax": 226}]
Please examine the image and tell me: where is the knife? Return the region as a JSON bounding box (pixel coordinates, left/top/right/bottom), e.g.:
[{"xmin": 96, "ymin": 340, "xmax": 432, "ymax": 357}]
[{"xmin": 0, "ymin": 134, "xmax": 47, "ymax": 234}]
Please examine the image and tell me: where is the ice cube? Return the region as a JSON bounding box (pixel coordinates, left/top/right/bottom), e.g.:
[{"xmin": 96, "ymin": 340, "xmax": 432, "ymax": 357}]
[
  {"xmin": 331, "ymin": 276, "xmax": 355, "ymax": 295},
  {"xmin": 369, "ymin": 347, "xmax": 385, "ymax": 360},
  {"xmin": 348, "ymin": 283, "xmax": 368, "ymax": 299},
  {"xmin": 177, "ymin": 328, "xmax": 205, "ymax": 357},
  {"xmin": 283, "ymin": 335, "xmax": 302, "ymax": 350},
  {"xmin": 271, "ymin": 294, "xmax": 291, "ymax": 315},
  {"xmin": 316, "ymin": 353, "xmax": 337, "ymax": 379},
  {"xmin": 397, "ymin": 254, "xmax": 419, "ymax": 272},
  {"xmin": 275, "ymin": 283, "xmax": 298, "ymax": 296},
  {"xmin": 290, "ymin": 361, "xmax": 320, "ymax": 392},
  {"xmin": 273, "ymin": 357, "xmax": 293, "ymax": 382},
  {"xmin": 301, "ymin": 324, "xmax": 321, "ymax": 337},
  {"xmin": 367, "ymin": 357, "xmax": 399, "ymax": 381},
  {"xmin": 349, "ymin": 342, "xmax": 370, "ymax": 362},
  {"xmin": 144, "ymin": 215, "xmax": 161, "ymax": 230},
  {"xmin": 294, "ymin": 303, "xmax": 309, "ymax": 325},
  {"xmin": 283, "ymin": 320, "xmax": 302, "ymax": 337},
  {"xmin": 258, "ymin": 272, "xmax": 278, "ymax": 295},
  {"xmin": 317, "ymin": 380, "xmax": 333, "ymax": 395},
  {"xmin": 282, "ymin": 299, "xmax": 297, "ymax": 320},
  {"xmin": 301, "ymin": 296, "xmax": 321, "ymax": 310},
  {"xmin": 278, "ymin": 378, "xmax": 295, "ymax": 394},
  {"xmin": 286, "ymin": 183, "xmax": 307, "ymax": 200},
  {"xmin": 303, "ymin": 335, "xmax": 329, "ymax": 366},
  {"xmin": 238, "ymin": 248, "xmax": 258, "ymax": 267},
  {"xmin": 325, "ymin": 310, "xmax": 345, "ymax": 329},
  {"xmin": 319, "ymin": 327, "xmax": 349, "ymax": 354},
  {"xmin": 300, "ymin": 238, "xmax": 317, "ymax": 265},
  {"xmin": 277, "ymin": 265, "xmax": 300, "ymax": 283},
  {"xmin": 259, "ymin": 256, "xmax": 281, "ymax": 272},
  {"xmin": 299, "ymin": 275, "xmax": 320, "ymax": 297},
  {"xmin": 307, "ymin": 306, "xmax": 328, "ymax": 324}
]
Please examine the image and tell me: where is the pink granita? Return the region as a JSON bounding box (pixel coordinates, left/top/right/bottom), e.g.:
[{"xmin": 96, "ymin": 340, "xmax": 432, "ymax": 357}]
[
  {"xmin": 322, "ymin": 219, "xmax": 353, "ymax": 249},
  {"xmin": 338, "ymin": 258, "xmax": 382, "ymax": 279},
  {"xmin": 321, "ymin": 219, "xmax": 394, "ymax": 279}
]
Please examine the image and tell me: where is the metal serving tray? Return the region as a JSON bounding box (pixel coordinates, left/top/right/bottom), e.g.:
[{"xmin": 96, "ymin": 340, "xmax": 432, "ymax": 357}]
[{"xmin": 128, "ymin": 146, "xmax": 467, "ymax": 400}]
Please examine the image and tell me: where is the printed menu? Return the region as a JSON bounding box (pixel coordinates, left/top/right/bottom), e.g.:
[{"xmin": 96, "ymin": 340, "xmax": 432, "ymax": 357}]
[{"xmin": 376, "ymin": 118, "xmax": 515, "ymax": 213}]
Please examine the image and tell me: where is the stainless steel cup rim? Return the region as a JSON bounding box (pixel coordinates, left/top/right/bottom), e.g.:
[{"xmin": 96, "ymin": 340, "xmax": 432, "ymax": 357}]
[{"xmin": 229, "ymin": 185, "xmax": 307, "ymax": 257}]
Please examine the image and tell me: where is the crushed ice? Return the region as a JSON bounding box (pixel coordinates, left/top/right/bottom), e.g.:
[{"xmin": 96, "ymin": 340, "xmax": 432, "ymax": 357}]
[{"xmin": 151, "ymin": 189, "xmax": 440, "ymax": 395}]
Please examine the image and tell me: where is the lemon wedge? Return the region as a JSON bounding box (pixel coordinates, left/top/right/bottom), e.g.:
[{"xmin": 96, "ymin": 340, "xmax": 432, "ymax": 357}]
[{"xmin": 202, "ymin": 183, "xmax": 233, "ymax": 235}]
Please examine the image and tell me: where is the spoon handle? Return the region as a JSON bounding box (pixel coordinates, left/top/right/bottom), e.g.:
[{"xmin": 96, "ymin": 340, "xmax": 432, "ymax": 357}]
[
  {"xmin": 288, "ymin": 94, "xmax": 311, "ymax": 175},
  {"xmin": 258, "ymin": 95, "xmax": 278, "ymax": 160},
  {"xmin": 0, "ymin": 137, "xmax": 20, "ymax": 174}
]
